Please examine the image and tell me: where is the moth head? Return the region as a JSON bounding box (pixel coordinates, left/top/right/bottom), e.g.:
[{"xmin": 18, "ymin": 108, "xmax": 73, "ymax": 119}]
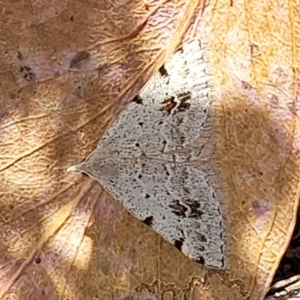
[
  {"xmin": 67, "ymin": 154, "xmax": 121, "ymax": 180},
  {"xmin": 67, "ymin": 162, "xmax": 85, "ymax": 173}
]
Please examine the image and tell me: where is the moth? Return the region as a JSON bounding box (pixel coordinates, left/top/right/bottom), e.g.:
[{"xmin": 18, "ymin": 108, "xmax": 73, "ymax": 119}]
[{"xmin": 68, "ymin": 39, "xmax": 228, "ymax": 269}]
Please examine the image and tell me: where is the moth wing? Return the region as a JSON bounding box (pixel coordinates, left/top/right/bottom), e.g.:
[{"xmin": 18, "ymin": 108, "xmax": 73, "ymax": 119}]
[{"xmin": 74, "ymin": 154, "xmax": 227, "ymax": 270}]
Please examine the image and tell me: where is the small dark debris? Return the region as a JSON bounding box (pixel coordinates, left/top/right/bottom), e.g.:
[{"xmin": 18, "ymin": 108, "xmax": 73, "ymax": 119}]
[
  {"xmin": 19, "ymin": 66, "xmax": 35, "ymax": 82},
  {"xmin": 9, "ymin": 92, "xmax": 18, "ymax": 100},
  {"xmin": 17, "ymin": 51, "xmax": 23, "ymax": 60},
  {"xmin": 241, "ymin": 80, "xmax": 253, "ymax": 90},
  {"xmin": 70, "ymin": 51, "xmax": 90, "ymax": 69},
  {"xmin": 199, "ymin": 234, "xmax": 207, "ymax": 242},
  {"xmin": 35, "ymin": 257, "xmax": 41, "ymax": 264}
]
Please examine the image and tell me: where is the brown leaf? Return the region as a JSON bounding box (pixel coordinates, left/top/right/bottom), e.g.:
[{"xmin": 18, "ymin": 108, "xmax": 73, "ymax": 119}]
[
  {"xmin": 194, "ymin": 0, "xmax": 300, "ymax": 298},
  {"xmin": 0, "ymin": 0, "xmax": 300, "ymax": 300},
  {"xmin": 0, "ymin": 0, "xmax": 207, "ymax": 299}
]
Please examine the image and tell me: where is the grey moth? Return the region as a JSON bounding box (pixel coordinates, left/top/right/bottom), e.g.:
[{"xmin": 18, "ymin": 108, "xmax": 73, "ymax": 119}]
[{"xmin": 68, "ymin": 39, "xmax": 228, "ymax": 269}]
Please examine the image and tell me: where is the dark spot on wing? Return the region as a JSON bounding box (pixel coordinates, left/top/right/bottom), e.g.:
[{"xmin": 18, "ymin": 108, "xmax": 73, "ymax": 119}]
[
  {"xmin": 174, "ymin": 238, "xmax": 184, "ymax": 251},
  {"xmin": 185, "ymin": 199, "xmax": 203, "ymax": 218},
  {"xmin": 143, "ymin": 1, "xmax": 149, "ymax": 10},
  {"xmin": 159, "ymin": 64, "xmax": 168, "ymax": 77},
  {"xmin": 195, "ymin": 256, "xmax": 205, "ymax": 265},
  {"xmin": 17, "ymin": 51, "xmax": 24, "ymax": 60},
  {"xmin": 169, "ymin": 201, "xmax": 188, "ymax": 217},
  {"xmin": 161, "ymin": 96, "xmax": 176, "ymax": 114},
  {"xmin": 199, "ymin": 234, "xmax": 207, "ymax": 242},
  {"xmin": 143, "ymin": 216, "xmax": 153, "ymax": 227},
  {"xmin": 177, "ymin": 91, "xmax": 191, "ymax": 112},
  {"xmin": 132, "ymin": 95, "xmax": 143, "ymax": 104},
  {"xmin": 175, "ymin": 45, "xmax": 184, "ymax": 53}
]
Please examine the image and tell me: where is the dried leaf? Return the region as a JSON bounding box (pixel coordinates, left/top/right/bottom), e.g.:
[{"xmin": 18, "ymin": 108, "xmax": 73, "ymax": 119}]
[
  {"xmin": 194, "ymin": 0, "xmax": 300, "ymax": 298},
  {"xmin": 0, "ymin": 0, "xmax": 299, "ymax": 299},
  {"xmin": 0, "ymin": 0, "xmax": 205, "ymax": 299}
]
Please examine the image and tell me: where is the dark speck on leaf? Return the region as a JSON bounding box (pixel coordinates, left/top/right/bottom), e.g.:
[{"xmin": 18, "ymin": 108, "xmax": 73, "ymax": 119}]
[
  {"xmin": 19, "ymin": 66, "xmax": 35, "ymax": 82},
  {"xmin": 35, "ymin": 257, "xmax": 41, "ymax": 264},
  {"xmin": 70, "ymin": 51, "xmax": 90, "ymax": 68},
  {"xmin": 17, "ymin": 51, "xmax": 23, "ymax": 60}
]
